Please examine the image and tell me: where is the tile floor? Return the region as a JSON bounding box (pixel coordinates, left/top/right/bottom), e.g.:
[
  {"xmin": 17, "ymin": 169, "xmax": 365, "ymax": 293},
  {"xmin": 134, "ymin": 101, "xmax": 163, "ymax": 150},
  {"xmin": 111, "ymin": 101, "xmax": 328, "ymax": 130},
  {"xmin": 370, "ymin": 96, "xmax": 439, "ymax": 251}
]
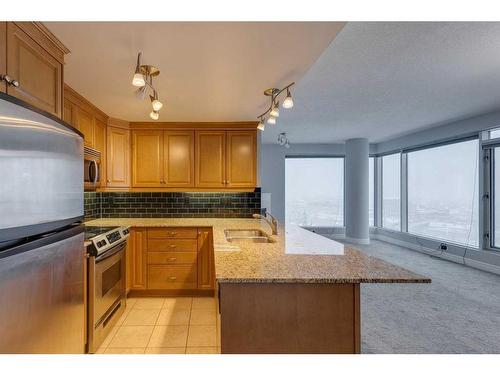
[{"xmin": 96, "ymin": 296, "xmax": 219, "ymax": 354}]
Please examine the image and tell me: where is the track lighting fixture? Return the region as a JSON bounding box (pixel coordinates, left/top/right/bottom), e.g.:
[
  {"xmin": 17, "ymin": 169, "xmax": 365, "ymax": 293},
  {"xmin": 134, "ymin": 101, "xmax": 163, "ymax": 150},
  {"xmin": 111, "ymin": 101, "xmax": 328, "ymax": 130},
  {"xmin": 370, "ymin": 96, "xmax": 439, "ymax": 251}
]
[
  {"xmin": 256, "ymin": 82, "xmax": 295, "ymax": 131},
  {"xmin": 131, "ymin": 52, "xmax": 164, "ymax": 120}
]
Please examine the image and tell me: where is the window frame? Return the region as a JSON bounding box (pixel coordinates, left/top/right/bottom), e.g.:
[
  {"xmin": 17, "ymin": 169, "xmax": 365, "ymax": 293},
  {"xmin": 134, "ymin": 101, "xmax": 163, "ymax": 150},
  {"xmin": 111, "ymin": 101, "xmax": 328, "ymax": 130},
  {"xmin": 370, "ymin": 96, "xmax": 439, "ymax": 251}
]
[{"xmin": 284, "ymin": 155, "xmax": 346, "ymax": 228}]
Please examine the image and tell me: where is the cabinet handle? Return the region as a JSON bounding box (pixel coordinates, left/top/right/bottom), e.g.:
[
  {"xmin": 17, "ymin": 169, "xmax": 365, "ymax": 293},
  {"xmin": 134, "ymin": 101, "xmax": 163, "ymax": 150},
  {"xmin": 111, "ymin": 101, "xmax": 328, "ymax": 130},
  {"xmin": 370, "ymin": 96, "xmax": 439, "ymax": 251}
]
[
  {"xmin": 169, "ymin": 244, "xmax": 177, "ymax": 248},
  {"xmin": 168, "ymin": 232, "xmax": 177, "ymax": 235},
  {"xmin": 107, "ymin": 179, "xmax": 111, "ymax": 183},
  {"xmin": 0, "ymin": 75, "xmax": 19, "ymax": 87},
  {"xmin": 168, "ymin": 257, "xmax": 177, "ymax": 262},
  {"xmin": 168, "ymin": 276, "xmax": 177, "ymax": 281}
]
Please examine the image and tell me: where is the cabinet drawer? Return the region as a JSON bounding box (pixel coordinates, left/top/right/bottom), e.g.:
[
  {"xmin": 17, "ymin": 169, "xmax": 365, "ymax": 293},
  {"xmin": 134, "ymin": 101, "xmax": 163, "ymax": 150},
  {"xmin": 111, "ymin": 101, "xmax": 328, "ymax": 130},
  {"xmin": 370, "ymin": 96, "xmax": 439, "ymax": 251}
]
[
  {"xmin": 148, "ymin": 265, "xmax": 197, "ymax": 289},
  {"xmin": 148, "ymin": 227, "xmax": 197, "ymax": 239},
  {"xmin": 148, "ymin": 239, "xmax": 197, "ymax": 252},
  {"xmin": 148, "ymin": 251, "xmax": 197, "ymax": 265}
]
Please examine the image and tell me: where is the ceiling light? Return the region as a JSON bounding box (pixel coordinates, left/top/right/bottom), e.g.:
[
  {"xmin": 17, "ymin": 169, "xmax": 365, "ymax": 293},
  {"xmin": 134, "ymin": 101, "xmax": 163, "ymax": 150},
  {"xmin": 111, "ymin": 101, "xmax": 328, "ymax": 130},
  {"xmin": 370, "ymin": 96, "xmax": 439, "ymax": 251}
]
[
  {"xmin": 257, "ymin": 83, "xmax": 295, "ymax": 127},
  {"xmin": 132, "ymin": 73, "xmax": 146, "ymax": 87},
  {"xmin": 151, "ymin": 91, "xmax": 163, "ymax": 111},
  {"xmin": 132, "ymin": 53, "xmax": 146, "ymax": 87},
  {"xmin": 257, "ymin": 119, "xmax": 265, "ymax": 131},
  {"xmin": 277, "ymin": 132, "xmax": 291, "ymax": 148},
  {"xmin": 267, "ymin": 116, "xmax": 276, "ymax": 125},
  {"xmin": 132, "ymin": 52, "xmax": 164, "ymax": 119},
  {"xmin": 150, "ymin": 111, "xmax": 159, "ymax": 120},
  {"xmin": 270, "ymin": 101, "xmax": 279, "ymax": 118},
  {"xmin": 282, "ymin": 88, "xmax": 294, "ymax": 109}
]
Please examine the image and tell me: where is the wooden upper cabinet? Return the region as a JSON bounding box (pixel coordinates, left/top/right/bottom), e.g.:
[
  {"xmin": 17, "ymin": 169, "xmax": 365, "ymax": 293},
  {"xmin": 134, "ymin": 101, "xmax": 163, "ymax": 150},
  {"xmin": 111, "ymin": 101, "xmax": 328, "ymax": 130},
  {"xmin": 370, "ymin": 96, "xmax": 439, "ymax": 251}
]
[
  {"xmin": 94, "ymin": 118, "xmax": 106, "ymax": 187},
  {"xmin": 6, "ymin": 23, "xmax": 63, "ymax": 117},
  {"xmin": 63, "ymin": 99, "xmax": 77, "ymax": 129},
  {"xmin": 93, "ymin": 118, "xmax": 106, "ymax": 154},
  {"xmin": 197, "ymin": 228, "xmax": 215, "ymax": 290},
  {"xmin": 164, "ymin": 131, "xmax": 195, "ymax": 188},
  {"xmin": 132, "ymin": 130, "xmax": 164, "ymax": 187},
  {"xmin": 77, "ymin": 107, "xmax": 94, "ymax": 148},
  {"xmin": 107, "ymin": 126, "xmax": 130, "ymax": 188},
  {"xmin": 0, "ymin": 22, "xmax": 6, "ymax": 93},
  {"xmin": 226, "ymin": 131, "xmax": 257, "ymax": 188},
  {"xmin": 195, "ymin": 131, "xmax": 226, "ymax": 188}
]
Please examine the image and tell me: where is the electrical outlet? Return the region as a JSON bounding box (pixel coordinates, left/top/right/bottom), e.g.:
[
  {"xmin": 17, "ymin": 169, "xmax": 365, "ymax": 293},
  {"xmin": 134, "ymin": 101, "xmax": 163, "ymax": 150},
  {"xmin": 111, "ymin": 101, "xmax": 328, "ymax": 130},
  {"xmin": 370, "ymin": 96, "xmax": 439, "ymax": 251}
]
[{"xmin": 440, "ymin": 243, "xmax": 448, "ymax": 251}]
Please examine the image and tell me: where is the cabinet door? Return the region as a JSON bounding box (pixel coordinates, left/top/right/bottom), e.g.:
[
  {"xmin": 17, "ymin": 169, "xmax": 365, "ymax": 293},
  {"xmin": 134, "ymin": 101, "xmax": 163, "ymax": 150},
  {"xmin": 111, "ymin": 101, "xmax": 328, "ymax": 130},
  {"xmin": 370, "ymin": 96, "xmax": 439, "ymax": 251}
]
[
  {"xmin": 127, "ymin": 228, "xmax": 147, "ymax": 290},
  {"xmin": 6, "ymin": 23, "xmax": 62, "ymax": 117},
  {"xmin": 94, "ymin": 118, "xmax": 106, "ymax": 188},
  {"xmin": 77, "ymin": 107, "xmax": 94, "ymax": 148},
  {"xmin": 0, "ymin": 22, "xmax": 6, "ymax": 93},
  {"xmin": 197, "ymin": 228, "xmax": 215, "ymax": 290},
  {"xmin": 63, "ymin": 99, "xmax": 77, "ymax": 129},
  {"xmin": 132, "ymin": 130, "xmax": 164, "ymax": 187},
  {"xmin": 164, "ymin": 131, "xmax": 194, "ymax": 188},
  {"xmin": 106, "ymin": 126, "xmax": 130, "ymax": 188},
  {"xmin": 195, "ymin": 131, "xmax": 226, "ymax": 188},
  {"xmin": 226, "ymin": 131, "xmax": 257, "ymax": 188}
]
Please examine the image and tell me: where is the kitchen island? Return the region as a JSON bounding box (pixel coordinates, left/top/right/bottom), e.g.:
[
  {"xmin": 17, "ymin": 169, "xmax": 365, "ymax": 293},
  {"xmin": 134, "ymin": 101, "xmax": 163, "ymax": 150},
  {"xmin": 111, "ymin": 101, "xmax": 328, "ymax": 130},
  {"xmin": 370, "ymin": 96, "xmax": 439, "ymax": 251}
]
[{"xmin": 85, "ymin": 218, "xmax": 430, "ymax": 353}]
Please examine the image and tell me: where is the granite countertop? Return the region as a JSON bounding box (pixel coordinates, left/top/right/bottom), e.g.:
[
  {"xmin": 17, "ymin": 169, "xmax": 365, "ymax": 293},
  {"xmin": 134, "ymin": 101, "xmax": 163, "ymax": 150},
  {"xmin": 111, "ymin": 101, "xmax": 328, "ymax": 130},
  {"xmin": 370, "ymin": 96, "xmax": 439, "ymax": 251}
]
[{"xmin": 84, "ymin": 218, "xmax": 431, "ymax": 284}]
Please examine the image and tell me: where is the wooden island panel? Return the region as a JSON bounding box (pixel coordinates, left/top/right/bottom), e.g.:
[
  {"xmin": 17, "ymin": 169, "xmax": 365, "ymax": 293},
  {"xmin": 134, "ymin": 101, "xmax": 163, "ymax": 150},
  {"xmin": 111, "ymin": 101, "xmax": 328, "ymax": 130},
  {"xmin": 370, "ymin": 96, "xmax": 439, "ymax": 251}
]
[{"xmin": 219, "ymin": 283, "xmax": 360, "ymax": 354}]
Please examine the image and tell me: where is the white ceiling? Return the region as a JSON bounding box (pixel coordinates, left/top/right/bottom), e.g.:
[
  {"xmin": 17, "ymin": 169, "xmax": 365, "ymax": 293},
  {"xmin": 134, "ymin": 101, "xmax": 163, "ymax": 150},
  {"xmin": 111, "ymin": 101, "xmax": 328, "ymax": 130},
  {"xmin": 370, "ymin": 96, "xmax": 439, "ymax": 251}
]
[
  {"xmin": 45, "ymin": 22, "xmax": 344, "ymax": 122},
  {"xmin": 262, "ymin": 22, "xmax": 500, "ymax": 144}
]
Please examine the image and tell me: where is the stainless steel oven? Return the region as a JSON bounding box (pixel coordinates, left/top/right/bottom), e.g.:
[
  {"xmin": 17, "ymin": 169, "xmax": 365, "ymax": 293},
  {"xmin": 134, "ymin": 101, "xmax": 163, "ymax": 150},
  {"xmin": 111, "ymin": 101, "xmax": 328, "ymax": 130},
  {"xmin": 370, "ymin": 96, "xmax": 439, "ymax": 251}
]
[
  {"xmin": 86, "ymin": 226, "xmax": 129, "ymax": 353},
  {"xmin": 84, "ymin": 147, "xmax": 101, "ymax": 191}
]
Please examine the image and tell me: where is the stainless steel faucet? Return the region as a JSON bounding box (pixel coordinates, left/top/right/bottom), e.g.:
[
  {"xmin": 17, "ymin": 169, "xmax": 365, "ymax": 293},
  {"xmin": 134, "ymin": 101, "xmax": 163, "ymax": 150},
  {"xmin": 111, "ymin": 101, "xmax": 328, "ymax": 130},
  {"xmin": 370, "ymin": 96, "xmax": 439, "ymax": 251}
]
[{"xmin": 252, "ymin": 210, "xmax": 279, "ymax": 235}]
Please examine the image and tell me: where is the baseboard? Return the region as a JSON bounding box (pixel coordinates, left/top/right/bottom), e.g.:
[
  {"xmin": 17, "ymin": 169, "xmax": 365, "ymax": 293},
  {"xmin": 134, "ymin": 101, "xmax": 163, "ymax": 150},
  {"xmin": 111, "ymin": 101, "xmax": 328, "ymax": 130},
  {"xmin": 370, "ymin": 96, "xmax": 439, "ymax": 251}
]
[
  {"xmin": 372, "ymin": 233, "xmax": 500, "ymax": 276},
  {"xmin": 344, "ymin": 236, "xmax": 370, "ymax": 245}
]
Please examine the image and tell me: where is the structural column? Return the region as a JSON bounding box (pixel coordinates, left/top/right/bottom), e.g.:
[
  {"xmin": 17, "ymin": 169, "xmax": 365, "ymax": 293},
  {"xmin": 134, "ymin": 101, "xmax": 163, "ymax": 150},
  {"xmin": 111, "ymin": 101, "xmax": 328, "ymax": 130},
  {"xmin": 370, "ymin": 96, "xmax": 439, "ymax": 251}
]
[{"xmin": 345, "ymin": 138, "xmax": 370, "ymax": 244}]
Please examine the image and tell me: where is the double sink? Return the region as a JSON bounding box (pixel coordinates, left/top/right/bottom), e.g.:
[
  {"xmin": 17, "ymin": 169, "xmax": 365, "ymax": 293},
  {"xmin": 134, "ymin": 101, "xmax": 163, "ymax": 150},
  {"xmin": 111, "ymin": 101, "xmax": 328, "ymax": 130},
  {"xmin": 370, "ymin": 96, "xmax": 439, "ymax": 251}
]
[{"xmin": 224, "ymin": 229, "xmax": 274, "ymax": 243}]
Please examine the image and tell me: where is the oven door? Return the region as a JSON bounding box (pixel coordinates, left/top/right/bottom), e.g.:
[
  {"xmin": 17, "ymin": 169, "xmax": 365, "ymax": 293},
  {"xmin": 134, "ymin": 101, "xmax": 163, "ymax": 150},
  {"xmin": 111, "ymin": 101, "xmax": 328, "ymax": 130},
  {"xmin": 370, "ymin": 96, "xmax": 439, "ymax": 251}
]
[{"xmin": 94, "ymin": 241, "xmax": 126, "ymax": 322}]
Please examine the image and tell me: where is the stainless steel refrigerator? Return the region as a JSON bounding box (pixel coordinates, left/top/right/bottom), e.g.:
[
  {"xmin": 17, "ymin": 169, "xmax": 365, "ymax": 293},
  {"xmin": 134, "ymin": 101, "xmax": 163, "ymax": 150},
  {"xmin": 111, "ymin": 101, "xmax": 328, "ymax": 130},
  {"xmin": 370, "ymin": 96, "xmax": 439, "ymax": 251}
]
[{"xmin": 0, "ymin": 93, "xmax": 85, "ymax": 353}]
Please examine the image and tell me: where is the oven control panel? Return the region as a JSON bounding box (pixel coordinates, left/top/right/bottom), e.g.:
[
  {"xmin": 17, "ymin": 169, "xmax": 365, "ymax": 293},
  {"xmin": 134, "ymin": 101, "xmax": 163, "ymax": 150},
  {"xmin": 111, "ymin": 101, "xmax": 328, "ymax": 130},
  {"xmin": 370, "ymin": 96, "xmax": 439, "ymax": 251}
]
[
  {"xmin": 86, "ymin": 226, "xmax": 130, "ymax": 257},
  {"xmin": 106, "ymin": 230, "xmax": 121, "ymax": 244}
]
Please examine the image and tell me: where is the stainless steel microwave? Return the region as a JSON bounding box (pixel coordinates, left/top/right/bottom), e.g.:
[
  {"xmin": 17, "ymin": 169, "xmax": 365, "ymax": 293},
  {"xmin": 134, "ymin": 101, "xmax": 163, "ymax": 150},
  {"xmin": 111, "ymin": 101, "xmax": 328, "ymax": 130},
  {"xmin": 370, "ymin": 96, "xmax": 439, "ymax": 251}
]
[{"xmin": 84, "ymin": 147, "xmax": 101, "ymax": 191}]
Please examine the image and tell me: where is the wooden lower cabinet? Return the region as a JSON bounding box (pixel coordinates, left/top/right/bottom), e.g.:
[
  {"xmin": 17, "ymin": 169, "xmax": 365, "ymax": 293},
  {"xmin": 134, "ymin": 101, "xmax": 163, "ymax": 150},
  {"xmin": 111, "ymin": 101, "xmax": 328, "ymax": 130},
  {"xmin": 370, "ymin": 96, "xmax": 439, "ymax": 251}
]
[
  {"xmin": 126, "ymin": 228, "xmax": 147, "ymax": 291},
  {"xmin": 148, "ymin": 265, "xmax": 198, "ymax": 289},
  {"xmin": 198, "ymin": 228, "xmax": 215, "ymax": 289},
  {"xmin": 127, "ymin": 226, "xmax": 215, "ymax": 296}
]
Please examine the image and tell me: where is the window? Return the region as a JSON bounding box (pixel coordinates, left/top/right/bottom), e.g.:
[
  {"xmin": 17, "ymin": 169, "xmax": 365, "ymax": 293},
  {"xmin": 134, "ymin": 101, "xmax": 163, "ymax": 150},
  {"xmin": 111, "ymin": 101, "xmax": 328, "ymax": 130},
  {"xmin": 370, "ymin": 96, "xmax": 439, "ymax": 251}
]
[
  {"xmin": 285, "ymin": 158, "xmax": 344, "ymax": 227},
  {"xmin": 369, "ymin": 157, "xmax": 374, "ymax": 227},
  {"xmin": 492, "ymin": 148, "xmax": 500, "ymax": 247},
  {"xmin": 407, "ymin": 139, "xmax": 479, "ymax": 247},
  {"xmin": 382, "ymin": 153, "xmax": 401, "ymax": 231}
]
